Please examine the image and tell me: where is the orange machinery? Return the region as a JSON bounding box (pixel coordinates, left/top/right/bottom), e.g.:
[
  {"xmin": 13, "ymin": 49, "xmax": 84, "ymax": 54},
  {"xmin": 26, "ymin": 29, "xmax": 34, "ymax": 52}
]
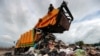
[
  {"xmin": 16, "ymin": 30, "xmax": 34, "ymax": 48},
  {"xmin": 35, "ymin": 1, "xmax": 73, "ymax": 33},
  {"xmin": 14, "ymin": 1, "xmax": 73, "ymax": 55}
]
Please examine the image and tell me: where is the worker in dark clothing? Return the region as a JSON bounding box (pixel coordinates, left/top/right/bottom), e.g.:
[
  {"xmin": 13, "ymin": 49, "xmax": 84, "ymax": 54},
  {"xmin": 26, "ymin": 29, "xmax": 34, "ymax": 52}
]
[{"xmin": 48, "ymin": 4, "xmax": 54, "ymax": 13}]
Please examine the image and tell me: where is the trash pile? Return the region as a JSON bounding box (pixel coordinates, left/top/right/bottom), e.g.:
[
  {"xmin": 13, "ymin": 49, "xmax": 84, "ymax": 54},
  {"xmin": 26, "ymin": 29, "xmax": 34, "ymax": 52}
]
[
  {"xmin": 25, "ymin": 33, "xmax": 71, "ymax": 56},
  {"xmin": 25, "ymin": 33, "xmax": 100, "ymax": 56},
  {"xmin": 4, "ymin": 33, "xmax": 100, "ymax": 56}
]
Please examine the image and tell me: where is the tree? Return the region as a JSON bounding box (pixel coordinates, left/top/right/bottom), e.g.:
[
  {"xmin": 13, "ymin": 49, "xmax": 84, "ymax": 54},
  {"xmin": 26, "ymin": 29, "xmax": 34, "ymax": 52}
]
[{"xmin": 75, "ymin": 41, "xmax": 84, "ymax": 47}]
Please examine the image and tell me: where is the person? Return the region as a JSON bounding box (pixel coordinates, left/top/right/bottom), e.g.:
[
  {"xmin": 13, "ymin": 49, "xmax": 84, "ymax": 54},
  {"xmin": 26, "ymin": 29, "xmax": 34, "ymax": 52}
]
[{"xmin": 48, "ymin": 4, "xmax": 54, "ymax": 13}]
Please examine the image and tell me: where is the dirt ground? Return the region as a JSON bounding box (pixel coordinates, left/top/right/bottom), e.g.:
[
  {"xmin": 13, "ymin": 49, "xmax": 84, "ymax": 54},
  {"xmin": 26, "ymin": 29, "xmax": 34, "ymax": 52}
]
[
  {"xmin": 0, "ymin": 50, "xmax": 12, "ymax": 56},
  {"xmin": 0, "ymin": 50, "xmax": 6, "ymax": 56}
]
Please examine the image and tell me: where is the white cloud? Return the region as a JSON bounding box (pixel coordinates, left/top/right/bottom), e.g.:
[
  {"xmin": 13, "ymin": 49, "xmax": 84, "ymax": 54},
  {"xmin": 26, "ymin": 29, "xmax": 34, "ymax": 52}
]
[
  {"xmin": 56, "ymin": 16, "xmax": 100, "ymax": 44},
  {"xmin": 0, "ymin": 35, "xmax": 13, "ymax": 41},
  {"xmin": 66, "ymin": 0, "xmax": 100, "ymax": 20},
  {"xmin": 0, "ymin": 35, "xmax": 14, "ymax": 47}
]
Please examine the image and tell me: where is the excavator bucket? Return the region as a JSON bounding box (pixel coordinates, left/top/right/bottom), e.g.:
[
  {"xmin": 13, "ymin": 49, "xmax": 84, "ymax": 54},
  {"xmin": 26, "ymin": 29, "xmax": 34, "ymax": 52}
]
[{"xmin": 35, "ymin": 1, "xmax": 73, "ymax": 33}]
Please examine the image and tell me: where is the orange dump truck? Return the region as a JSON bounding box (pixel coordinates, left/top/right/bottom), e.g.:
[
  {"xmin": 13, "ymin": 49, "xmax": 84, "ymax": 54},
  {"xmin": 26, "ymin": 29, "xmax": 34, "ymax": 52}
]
[
  {"xmin": 14, "ymin": 29, "xmax": 43, "ymax": 54},
  {"xmin": 14, "ymin": 1, "xmax": 73, "ymax": 55},
  {"xmin": 16, "ymin": 30, "xmax": 34, "ymax": 48}
]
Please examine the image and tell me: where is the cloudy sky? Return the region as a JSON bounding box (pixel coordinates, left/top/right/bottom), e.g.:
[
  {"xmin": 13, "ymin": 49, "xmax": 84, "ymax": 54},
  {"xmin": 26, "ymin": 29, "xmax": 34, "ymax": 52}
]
[{"xmin": 0, "ymin": 0, "xmax": 100, "ymax": 47}]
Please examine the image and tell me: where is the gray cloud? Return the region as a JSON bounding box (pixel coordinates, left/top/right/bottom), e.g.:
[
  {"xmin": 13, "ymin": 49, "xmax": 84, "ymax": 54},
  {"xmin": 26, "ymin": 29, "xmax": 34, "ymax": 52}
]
[
  {"xmin": 0, "ymin": 41, "xmax": 13, "ymax": 48},
  {"xmin": 56, "ymin": 12, "xmax": 100, "ymax": 44},
  {"xmin": 0, "ymin": 35, "xmax": 14, "ymax": 48}
]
